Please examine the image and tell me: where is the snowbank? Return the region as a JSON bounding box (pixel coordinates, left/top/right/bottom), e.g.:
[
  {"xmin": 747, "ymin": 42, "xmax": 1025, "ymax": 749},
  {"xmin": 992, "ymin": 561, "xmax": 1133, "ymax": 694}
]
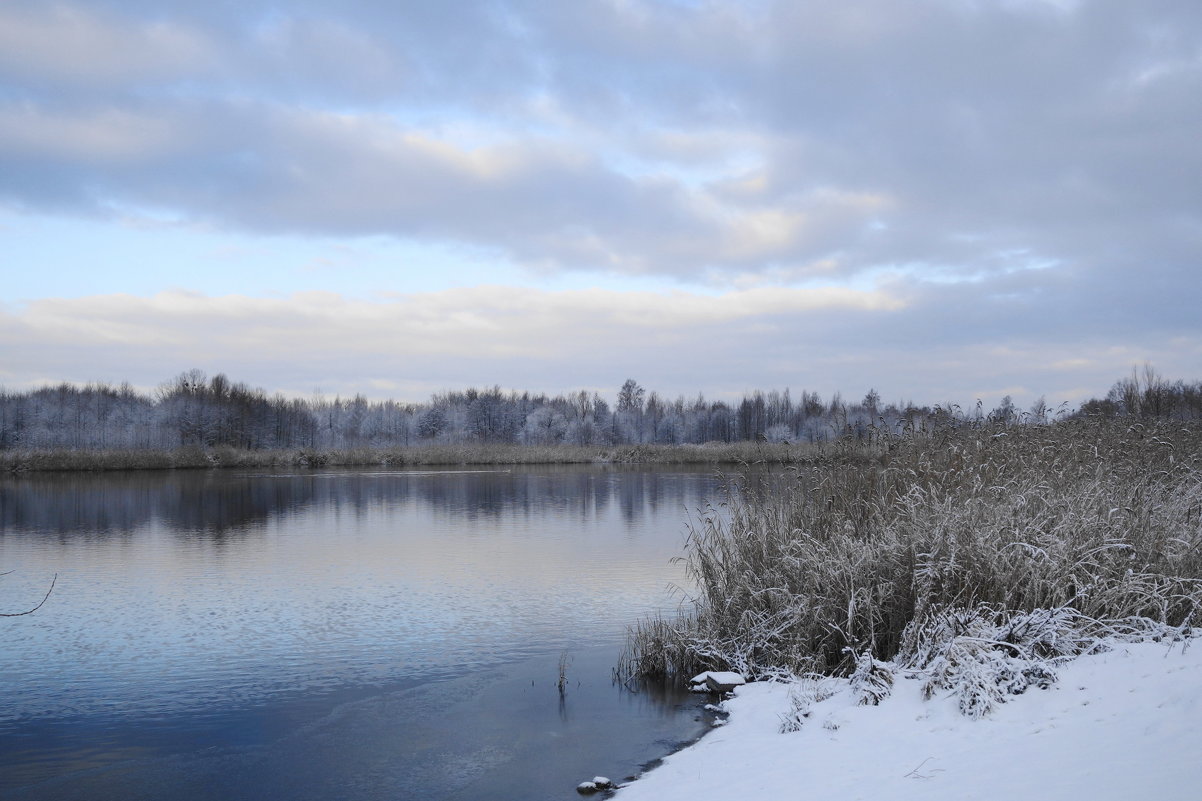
[{"xmin": 616, "ymin": 641, "xmax": 1202, "ymax": 801}]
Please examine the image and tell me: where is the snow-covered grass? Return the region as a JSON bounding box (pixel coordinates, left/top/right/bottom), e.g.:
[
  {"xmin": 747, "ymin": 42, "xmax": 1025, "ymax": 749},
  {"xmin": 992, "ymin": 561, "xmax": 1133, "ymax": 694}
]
[
  {"xmin": 615, "ymin": 638, "xmax": 1202, "ymax": 801},
  {"xmin": 622, "ymin": 418, "xmax": 1202, "ymax": 682},
  {"xmin": 615, "ymin": 417, "xmax": 1202, "ymax": 799}
]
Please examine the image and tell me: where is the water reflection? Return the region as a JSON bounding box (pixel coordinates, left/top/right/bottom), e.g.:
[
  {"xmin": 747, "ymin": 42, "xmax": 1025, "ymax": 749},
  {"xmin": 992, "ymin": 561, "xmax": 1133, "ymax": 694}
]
[
  {"xmin": 0, "ymin": 465, "xmax": 742, "ymax": 800},
  {"xmin": 0, "ymin": 466, "xmax": 718, "ymax": 538}
]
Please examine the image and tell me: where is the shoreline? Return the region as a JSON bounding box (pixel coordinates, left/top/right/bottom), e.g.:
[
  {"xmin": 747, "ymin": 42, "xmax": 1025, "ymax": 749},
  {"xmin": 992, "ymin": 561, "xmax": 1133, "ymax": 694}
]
[{"xmin": 0, "ymin": 441, "xmax": 825, "ymax": 473}]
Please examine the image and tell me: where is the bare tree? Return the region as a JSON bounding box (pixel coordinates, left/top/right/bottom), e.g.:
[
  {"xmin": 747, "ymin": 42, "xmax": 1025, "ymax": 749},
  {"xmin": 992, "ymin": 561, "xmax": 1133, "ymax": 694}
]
[{"xmin": 617, "ymin": 379, "xmax": 645, "ymax": 413}]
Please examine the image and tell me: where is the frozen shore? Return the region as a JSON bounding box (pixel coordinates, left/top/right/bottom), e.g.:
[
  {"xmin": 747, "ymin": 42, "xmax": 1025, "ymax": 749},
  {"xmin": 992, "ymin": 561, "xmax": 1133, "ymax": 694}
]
[{"xmin": 615, "ymin": 641, "xmax": 1202, "ymax": 801}]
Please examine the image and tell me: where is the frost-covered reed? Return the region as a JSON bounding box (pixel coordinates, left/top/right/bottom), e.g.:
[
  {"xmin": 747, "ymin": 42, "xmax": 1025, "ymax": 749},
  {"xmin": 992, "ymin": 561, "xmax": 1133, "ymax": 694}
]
[{"xmin": 621, "ymin": 418, "xmax": 1202, "ymax": 688}]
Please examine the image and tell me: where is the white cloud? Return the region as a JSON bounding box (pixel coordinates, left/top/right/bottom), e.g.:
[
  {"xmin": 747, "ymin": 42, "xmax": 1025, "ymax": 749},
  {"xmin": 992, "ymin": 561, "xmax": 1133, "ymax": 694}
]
[{"xmin": 1, "ymin": 285, "xmax": 1195, "ymax": 410}]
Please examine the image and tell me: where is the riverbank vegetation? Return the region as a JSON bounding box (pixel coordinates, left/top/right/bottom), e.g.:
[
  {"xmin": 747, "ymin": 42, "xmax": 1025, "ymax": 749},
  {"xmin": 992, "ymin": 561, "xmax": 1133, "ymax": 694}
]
[
  {"xmin": 3, "ymin": 367, "xmax": 1198, "ymax": 451},
  {"xmin": 2, "ymin": 366, "xmax": 1199, "ymax": 473},
  {"xmin": 0, "ymin": 371, "xmax": 954, "ymax": 455},
  {"xmin": 0, "ymin": 440, "xmax": 821, "ymax": 473},
  {"xmin": 622, "ymin": 416, "xmax": 1201, "ymax": 717}
]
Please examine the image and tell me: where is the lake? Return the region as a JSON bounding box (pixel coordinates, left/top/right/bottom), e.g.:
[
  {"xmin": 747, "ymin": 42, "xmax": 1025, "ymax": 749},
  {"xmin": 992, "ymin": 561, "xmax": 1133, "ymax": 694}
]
[{"xmin": 0, "ymin": 465, "xmax": 737, "ymax": 800}]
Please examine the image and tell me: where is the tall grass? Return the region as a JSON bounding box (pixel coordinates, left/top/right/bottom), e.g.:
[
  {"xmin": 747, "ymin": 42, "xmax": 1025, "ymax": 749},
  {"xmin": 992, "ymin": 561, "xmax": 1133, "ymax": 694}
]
[
  {"xmin": 0, "ymin": 440, "xmax": 822, "ymax": 473},
  {"xmin": 621, "ymin": 418, "xmax": 1202, "ymax": 683}
]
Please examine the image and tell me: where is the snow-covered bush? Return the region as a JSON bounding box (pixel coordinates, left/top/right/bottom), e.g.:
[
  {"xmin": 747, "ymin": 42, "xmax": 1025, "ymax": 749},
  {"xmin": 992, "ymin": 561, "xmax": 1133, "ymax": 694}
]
[
  {"xmin": 849, "ymin": 651, "xmax": 893, "ymax": 707},
  {"xmin": 778, "ymin": 675, "xmax": 839, "ymax": 733},
  {"xmin": 897, "ymin": 607, "xmax": 1068, "ymax": 718}
]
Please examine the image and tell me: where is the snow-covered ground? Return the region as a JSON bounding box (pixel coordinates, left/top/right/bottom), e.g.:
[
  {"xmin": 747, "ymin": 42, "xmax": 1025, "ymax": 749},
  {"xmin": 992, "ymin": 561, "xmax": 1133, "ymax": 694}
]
[{"xmin": 616, "ymin": 641, "xmax": 1201, "ymax": 801}]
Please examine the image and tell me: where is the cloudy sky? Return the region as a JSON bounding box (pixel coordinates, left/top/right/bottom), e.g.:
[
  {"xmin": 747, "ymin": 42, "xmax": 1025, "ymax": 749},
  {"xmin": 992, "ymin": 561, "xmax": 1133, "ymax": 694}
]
[{"xmin": 1, "ymin": 0, "xmax": 1198, "ymax": 408}]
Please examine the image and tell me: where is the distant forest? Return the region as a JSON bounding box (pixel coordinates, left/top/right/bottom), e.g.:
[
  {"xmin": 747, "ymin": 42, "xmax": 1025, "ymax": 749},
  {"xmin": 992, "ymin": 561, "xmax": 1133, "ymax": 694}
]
[{"xmin": 1, "ymin": 367, "xmax": 1199, "ymax": 452}]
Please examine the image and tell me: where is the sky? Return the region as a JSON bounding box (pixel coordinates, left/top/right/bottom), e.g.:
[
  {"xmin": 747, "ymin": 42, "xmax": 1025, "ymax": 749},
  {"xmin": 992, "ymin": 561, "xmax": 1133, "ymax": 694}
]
[{"xmin": 1, "ymin": 0, "xmax": 1199, "ymax": 408}]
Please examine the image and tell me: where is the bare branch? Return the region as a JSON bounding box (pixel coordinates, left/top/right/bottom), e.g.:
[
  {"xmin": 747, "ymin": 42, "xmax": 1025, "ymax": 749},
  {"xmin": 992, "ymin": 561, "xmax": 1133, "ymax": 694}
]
[{"xmin": 1, "ymin": 573, "xmax": 57, "ymax": 617}]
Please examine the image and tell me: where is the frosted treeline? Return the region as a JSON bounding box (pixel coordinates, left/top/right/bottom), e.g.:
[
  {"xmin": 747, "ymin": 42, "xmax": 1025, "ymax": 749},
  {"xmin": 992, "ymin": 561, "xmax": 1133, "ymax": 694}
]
[
  {"xmin": 0, "ymin": 369, "xmax": 1198, "ymax": 452},
  {"xmin": 0, "ymin": 372, "xmax": 895, "ymax": 451}
]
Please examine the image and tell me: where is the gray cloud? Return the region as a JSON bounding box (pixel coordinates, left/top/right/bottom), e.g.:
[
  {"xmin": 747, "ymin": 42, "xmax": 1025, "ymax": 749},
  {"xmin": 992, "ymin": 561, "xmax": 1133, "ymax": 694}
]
[
  {"xmin": 0, "ymin": 0, "xmax": 1198, "ymax": 399},
  {"xmin": 3, "ymin": 1, "xmax": 1199, "ymax": 281},
  {"xmin": 0, "ymin": 99, "xmax": 846, "ymax": 275}
]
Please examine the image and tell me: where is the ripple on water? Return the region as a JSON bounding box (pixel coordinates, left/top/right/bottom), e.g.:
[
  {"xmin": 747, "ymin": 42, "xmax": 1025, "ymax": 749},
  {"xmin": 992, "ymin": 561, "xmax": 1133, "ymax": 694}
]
[{"xmin": 0, "ymin": 465, "xmax": 742, "ymax": 799}]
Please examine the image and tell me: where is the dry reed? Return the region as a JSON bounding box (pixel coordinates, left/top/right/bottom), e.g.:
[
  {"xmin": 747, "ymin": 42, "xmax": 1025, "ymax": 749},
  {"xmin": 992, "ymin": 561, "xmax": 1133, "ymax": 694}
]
[{"xmin": 621, "ymin": 418, "xmax": 1202, "ymax": 685}]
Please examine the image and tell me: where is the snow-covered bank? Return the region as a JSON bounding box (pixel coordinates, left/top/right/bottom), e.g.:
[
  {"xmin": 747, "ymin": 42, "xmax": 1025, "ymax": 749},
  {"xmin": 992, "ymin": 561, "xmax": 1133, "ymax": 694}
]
[{"xmin": 616, "ymin": 641, "xmax": 1202, "ymax": 801}]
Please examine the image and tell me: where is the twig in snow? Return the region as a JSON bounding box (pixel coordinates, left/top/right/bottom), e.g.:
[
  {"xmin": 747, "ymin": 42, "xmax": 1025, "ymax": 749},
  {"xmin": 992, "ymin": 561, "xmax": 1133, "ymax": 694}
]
[{"xmin": 903, "ymin": 757, "xmax": 944, "ymax": 779}]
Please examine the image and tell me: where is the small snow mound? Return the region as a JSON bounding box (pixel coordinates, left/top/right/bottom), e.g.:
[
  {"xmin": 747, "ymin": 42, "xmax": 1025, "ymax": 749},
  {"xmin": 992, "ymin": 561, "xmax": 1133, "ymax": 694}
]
[
  {"xmin": 690, "ymin": 671, "xmax": 747, "ymax": 693},
  {"xmin": 577, "ymin": 776, "xmax": 615, "ymax": 794}
]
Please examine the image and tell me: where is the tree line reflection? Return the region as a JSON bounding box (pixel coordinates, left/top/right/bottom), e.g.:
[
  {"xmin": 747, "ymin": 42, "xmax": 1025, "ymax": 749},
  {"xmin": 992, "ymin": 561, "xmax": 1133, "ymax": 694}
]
[{"xmin": 0, "ymin": 466, "xmax": 753, "ymax": 538}]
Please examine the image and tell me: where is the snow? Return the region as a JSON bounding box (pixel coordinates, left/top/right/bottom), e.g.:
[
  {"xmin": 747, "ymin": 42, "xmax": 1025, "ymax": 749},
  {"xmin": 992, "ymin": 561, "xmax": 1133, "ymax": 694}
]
[
  {"xmin": 577, "ymin": 776, "xmax": 615, "ymax": 794},
  {"xmin": 617, "ymin": 641, "xmax": 1202, "ymax": 801},
  {"xmin": 690, "ymin": 671, "xmax": 746, "ymax": 687},
  {"xmin": 690, "ymin": 671, "xmax": 748, "ymax": 693}
]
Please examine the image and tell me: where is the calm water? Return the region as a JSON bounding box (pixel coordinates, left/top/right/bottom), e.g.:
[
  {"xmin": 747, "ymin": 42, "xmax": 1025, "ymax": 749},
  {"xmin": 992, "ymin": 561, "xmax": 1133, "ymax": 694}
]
[{"xmin": 0, "ymin": 465, "xmax": 735, "ymax": 800}]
